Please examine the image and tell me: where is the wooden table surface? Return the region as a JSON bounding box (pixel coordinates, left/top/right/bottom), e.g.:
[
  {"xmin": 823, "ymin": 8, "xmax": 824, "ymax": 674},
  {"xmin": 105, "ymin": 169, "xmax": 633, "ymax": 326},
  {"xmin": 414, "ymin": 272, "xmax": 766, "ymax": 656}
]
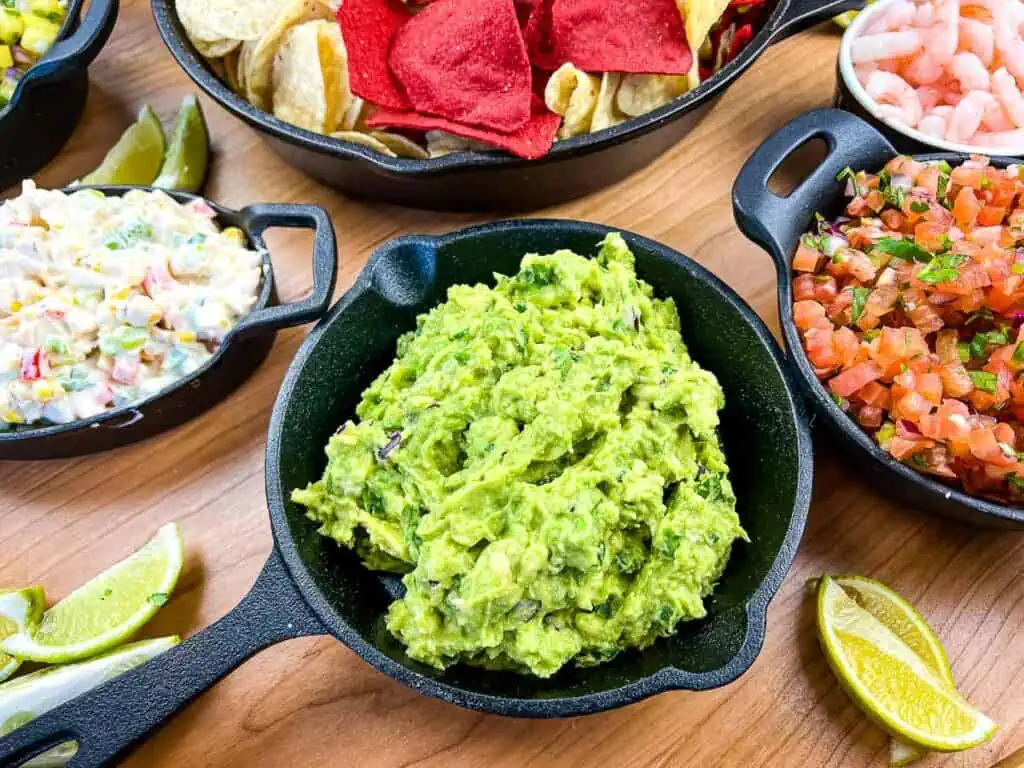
[{"xmin": 4, "ymin": 2, "xmax": 1024, "ymax": 766}]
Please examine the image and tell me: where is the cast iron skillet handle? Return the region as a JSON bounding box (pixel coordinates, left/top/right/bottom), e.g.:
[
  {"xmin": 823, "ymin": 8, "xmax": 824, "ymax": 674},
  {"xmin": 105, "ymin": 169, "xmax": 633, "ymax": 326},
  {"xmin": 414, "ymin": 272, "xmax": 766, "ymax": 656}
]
[
  {"xmin": 732, "ymin": 108, "xmax": 895, "ymax": 272},
  {"xmin": 0, "ymin": 548, "xmax": 326, "ymax": 768},
  {"xmin": 17, "ymin": 0, "xmax": 119, "ymax": 89},
  {"xmin": 769, "ymin": 0, "xmax": 861, "ymax": 42},
  {"xmin": 230, "ymin": 203, "xmax": 339, "ymax": 338}
]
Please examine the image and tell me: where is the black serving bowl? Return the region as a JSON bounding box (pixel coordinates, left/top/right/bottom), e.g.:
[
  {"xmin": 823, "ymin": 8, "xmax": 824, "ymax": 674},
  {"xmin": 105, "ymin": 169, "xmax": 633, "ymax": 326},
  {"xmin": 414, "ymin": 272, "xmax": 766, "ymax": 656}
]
[
  {"xmin": 0, "ymin": 220, "xmax": 813, "ymax": 767},
  {"xmin": 151, "ymin": 0, "xmax": 857, "ymax": 211},
  {"xmin": 734, "ymin": 108, "xmax": 1024, "ymax": 528},
  {"xmin": 0, "ymin": 186, "xmax": 338, "ymax": 460},
  {"xmin": 0, "ymin": 0, "xmax": 119, "ymax": 191}
]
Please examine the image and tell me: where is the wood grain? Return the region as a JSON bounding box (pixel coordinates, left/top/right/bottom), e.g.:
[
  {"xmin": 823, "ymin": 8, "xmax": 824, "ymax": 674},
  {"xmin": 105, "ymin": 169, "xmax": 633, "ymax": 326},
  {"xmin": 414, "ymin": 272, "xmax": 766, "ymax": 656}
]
[{"xmin": 3, "ymin": 3, "xmax": 1024, "ymax": 766}]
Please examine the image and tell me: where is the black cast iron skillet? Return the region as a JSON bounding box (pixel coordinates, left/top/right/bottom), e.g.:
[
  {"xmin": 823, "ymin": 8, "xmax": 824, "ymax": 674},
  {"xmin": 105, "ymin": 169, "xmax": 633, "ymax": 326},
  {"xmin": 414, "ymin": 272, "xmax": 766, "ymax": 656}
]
[
  {"xmin": 151, "ymin": 0, "xmax": 857, "ymax": 211},
  {"xmin": 0, "ymin": 220, "xmax": 813, "ymax": 767},
  {"xmin": 733, "ymin": 108, "xmax": 1024, "ymax": 528},
  {"xmin": 0, "ymin": 0, "xmax": 119, "ymax": 191},
  {"xmin": 0, "ymin": 186, "xmax": 337, "ymax": 460}
]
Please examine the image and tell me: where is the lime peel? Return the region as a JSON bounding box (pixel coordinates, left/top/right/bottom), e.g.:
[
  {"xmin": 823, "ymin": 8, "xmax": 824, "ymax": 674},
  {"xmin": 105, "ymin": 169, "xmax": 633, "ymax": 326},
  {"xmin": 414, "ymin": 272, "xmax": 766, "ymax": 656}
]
[{"xmin": 0, "ymin": 588, "xmax": 45, "ymax": 682}]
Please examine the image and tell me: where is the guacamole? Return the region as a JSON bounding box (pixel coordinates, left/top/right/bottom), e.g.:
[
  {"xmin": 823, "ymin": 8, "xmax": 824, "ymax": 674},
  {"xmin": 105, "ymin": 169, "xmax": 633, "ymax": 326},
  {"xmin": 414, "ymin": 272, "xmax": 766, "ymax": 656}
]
[{"xmin": 293, "ymin": 234, "xmax": 746, "ymax": 678}]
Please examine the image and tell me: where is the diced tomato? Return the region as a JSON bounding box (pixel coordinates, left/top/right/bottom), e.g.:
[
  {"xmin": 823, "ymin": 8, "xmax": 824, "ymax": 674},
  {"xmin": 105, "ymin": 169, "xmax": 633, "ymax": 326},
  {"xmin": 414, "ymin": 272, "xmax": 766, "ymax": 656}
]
[
  {"xmin": 793, "ymin": 273, "xmax": 817, "ymax": 301},
  {"xmin": 890, "ymin": 436, "xmax": 931, "ymax": 460},
  {"xmin": 858, "ymin": 406, "xmax": 884, "ymax": 428},
  {"xmin": 794, "ymin": 300, "xmax": 831, "ymax": 332},
  {"xmin": 804, "ymin": 327, "xmax": 838, "ymax": 370},
  {"xmin": 813, "ymin": 276, "xmax": 839, "ymax": 303},
  {"xmin": 19, "ymin": 348, "xmax": 44, "ymax": 381},
  {"xmin": 954, "ymin": 187, "xmax": 982, "ymax": 228},
  {"xmin": 977, "ymin": 206, "xmax": 1007, "ymax": 227},
  {"xmin": 859, "ymin": 381, "xmax": 892, "ymax": 410},
  {"xmin": 830, "ymin": 361, "xmax": 883, "ymax": 398},
  {"xmin": 793, "ymin": 242, "xmax": 821, "ymax": 272}
]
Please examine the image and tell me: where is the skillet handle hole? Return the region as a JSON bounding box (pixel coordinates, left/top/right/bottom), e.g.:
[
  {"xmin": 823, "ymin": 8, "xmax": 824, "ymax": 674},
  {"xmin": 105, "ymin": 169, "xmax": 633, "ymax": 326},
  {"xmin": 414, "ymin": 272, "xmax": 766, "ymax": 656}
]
[{"xmin": 766, "ymin": 137, "xmax": 828, "ymax": 198}]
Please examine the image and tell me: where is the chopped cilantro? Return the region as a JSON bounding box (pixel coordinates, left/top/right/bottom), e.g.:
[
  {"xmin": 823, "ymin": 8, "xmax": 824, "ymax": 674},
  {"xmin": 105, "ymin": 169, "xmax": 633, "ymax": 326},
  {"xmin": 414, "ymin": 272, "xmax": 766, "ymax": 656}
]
[
  {"xmin": 937, "ymin": 174, "xmax": 951, "ymax": 205},
  {"xmin": 965, "ymin": 307, "xmax": 994, "ymax": 325},
  {"xmin": 1010, "ymin": 474, "xmax": 1024, "ymax": 494},
  {"xmin": 849, "ymin": 286, "xmax": 871, "ymax": 323},
  {"xmin": 836, "ymin": 167, "xmax": 864, "ymax": 196},
  {"xmin": 969, "ymin": 370, "xmax": 998, "ymax": 394},
  {"xmin": 909, "ymin": 200, "xmax": 929, "ymax": 214},
  {"xmin": 514, "ymin": 303, "xmax": 527, "ymax": 313},
  {"xmin": 936, "ymin": 160, "xmax": 952, "ymax": 174},
  {"xmin": 1014, "ymin": 263, "xmax": 1024, "ymax": 276},
  {"xmin": 518, "ymin": 264, "xmax": 556, "ymax": 287},
  {"xmin": 104, "ymin": 221, "xmax": 153, "ymax": 250},
  {"xmin": 916, "ymin": 253, "xmax": 966, "ymax": 284},
  {"xmin": 1014, "ymin": 343, "xmax": 1024, "ymax": 364},
  {"xmin": 970, "ymin": 327, "xmax": 1010, "ymax": 359},
  {"xmin": 957, "ymin": 342, "xmax": 971, "ymax": 363},
  {"xmin": 874, "ymin": 237, "xmax": 932, "ymax": 263},
  {"xmin": 862, "ymin": 329, "xmax": 881, "ymax": 341},
  {"xmin": 830, "ymin": 391, "xmax": 848, "ymax": 409}
]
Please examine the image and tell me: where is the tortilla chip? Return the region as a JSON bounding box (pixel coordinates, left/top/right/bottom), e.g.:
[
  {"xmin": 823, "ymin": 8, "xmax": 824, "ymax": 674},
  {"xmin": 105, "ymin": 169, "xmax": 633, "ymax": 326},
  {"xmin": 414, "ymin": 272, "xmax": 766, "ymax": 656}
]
[
  {"xmin": 366, "ymin": 96, "xmax": 560, "ymax": 160},
  {"xmin": 544, "ymin": 63, "xmax": 600, "ymax": 138},
  {"xmin": 176, "ymin": 0, "xmax": 287, "ymax": 42},
  {"xmin": 339, "ymin": 0, "xmax": 413, "ymax": 111},
  {"xmin": 424, "ymin": 130, "xmax": 495, "ymax": 157},
  {"xmin": 590, "ymin": 72, "xmax": 627, "ymax": 133},
  {"xmin": 222, "ymin": 49, "xmax": 242, "ymax": 92},
  {"xmin": 388, "ymin": 0, "xmax": 533, "ymax": 132},
  {"xmin": 369, "ymin": 131, "xmax": 430, "ymax": 159},
  {"xmin": 193, "ymin": 37, "xmax": 240, "ymax": 58},
  {"xmin": 330, "ymin": 131, "xmax": 399, "ymax": 157},
  {"xmin": 317, "ymin": 22, "xmax": 350, "ymax": 133},
  {"xmin": 550, "ymin": 0, "xmax": 692, "ymax": 75},
  {"xmin": 680, "ymin": 0, "xmax": 731, "ymax": 64},
  {"xmin": 272, "ymin": 21, "xmax": 334, "ymax": 133},
  {"xmin": 616, "ymin": 74, "xmax": 690, "ymax": 117},
  {"xmin": 244, "ymin": 0, "xmax": 333, "ymax": 111}
]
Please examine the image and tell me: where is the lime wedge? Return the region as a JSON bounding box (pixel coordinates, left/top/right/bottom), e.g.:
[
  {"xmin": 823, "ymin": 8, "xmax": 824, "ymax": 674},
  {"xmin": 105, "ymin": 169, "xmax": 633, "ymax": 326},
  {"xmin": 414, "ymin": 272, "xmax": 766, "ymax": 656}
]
[
  {"xmin": 833, "ymin": 575, "xmax": 957, "ymax": 766},
  {"xmin": 0, "ymin": 636, "xmax": 179, "ymax": 739},
  {"xmin": 833, "ymin": 10, "xmax": 859, "ymax": 27},
  {"xmin": 817, "ymin": 576, "xmax": 996, "ymax": 752},
  {"xmin": 153, "ymin": 95, "xmax": 210, "ymax": 193},
  {"xmin": 80, "ymin": 105, "xmax": 166, "ymax": 186},
  {"xmin": 1, "ymin": 524, "xmax": 184, "ymax": 664},
  {"xmin": 0, "ymin": 588, "xmax": 45, "ymax": 682}
]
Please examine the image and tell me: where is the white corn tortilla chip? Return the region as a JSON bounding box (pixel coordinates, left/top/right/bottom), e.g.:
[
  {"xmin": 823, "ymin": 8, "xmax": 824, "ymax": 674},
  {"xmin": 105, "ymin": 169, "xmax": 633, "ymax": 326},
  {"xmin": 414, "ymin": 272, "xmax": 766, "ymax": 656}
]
[{"xmin": 544, "ymin": 63, "xmax": 601, "ymax": 139}]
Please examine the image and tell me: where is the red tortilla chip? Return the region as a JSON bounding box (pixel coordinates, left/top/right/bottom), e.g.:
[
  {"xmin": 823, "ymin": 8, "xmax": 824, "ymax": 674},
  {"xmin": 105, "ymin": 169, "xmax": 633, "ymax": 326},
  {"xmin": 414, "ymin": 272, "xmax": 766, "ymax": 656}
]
[
  {"xmin": 519, "ymin": 0, "xmax": 560, "ymax": 70},
  {"xmin": 388, "ymin": 0, "xmax": 533, "ymax": 132},
  {"xmin": 337, "ymin": 0, "xmax": 411, "ymax": 111},
  {"xmin": 550, "ymin": 0, "xmax": 692, "ymax": 75},
  {"xmin": 365, "ymin": 96, "xmax": 561, "ymax": 159}
]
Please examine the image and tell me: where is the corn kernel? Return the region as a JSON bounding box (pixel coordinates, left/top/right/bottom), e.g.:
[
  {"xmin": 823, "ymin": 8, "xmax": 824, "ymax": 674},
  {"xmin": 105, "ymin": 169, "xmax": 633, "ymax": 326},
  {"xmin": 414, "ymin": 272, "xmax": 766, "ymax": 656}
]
[
  {"xmin": 32, "ymin": 380, "xmax": 62, "ymax": 401},
  {"xmin": 3, "ymin": 410, "xmax": 23, "ymax": 424},
  {"xmin": 222, "ymin": 227, "xmax": 246, "ymax": 246},
  {"xmin": 177, "ymin": 331, "xmax": 196, "ymax": 344},
  {"xmin": 9, "ymin": 301, "xmax": 21, "ymax": 313},
  {"xmin": 0, "ymin": 45, "xmax": 12, "ymax": 69}
]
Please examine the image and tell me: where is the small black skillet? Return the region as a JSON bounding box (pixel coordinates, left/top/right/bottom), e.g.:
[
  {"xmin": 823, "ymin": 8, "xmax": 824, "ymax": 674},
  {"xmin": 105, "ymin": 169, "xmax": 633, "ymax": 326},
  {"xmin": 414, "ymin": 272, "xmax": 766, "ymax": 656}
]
[
  {"xmin": 0, "ymin": 220, "xmax": 813, "ymax": 766},
  {"xmin": 733, "ymin": 108, "xmax": 1024, "ymax": 528},
  {"xmin": 0, "ymin": 0, "xmax": 119, "ymax": 190},
  {"xmin": 0, "ymin": 186, "xmax": 338, "ymax": 459}
]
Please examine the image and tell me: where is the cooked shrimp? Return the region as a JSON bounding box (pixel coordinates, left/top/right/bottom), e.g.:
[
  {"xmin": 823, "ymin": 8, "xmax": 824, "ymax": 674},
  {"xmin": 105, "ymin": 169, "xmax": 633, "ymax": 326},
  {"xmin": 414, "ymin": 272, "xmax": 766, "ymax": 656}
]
[
  {"xmin": 855, "ymin": 63, "xmax": 879, "ymax": 83},
  {"xmin": 917, "ymin": 85, "xmax": 943, "ymax": 112},
  {"xmin": 919, "ymin": 111, "xmax": 950, "ymax": 137},
  {"xmin": 904, "ymin": 51, "xmax": 945, "ymax": 85},
  {"xmin": 959, "ymin": 17, "xmax": 994, "ymax": 65},
  {"xmin": 946, "ymin": 89, "xmax": 994, "ymax": 142},
  {"xmin": 915, "ymin": 1, "xmax": 937, "ymax": 25},
  {"xmin": 993, "ymin": 0, "xmax": 1024, "ymax": 83},
  {"xmin": 885, "ymin": 0, "xmax": 918, "ymax": 28},
  {"xmin": 950, "ymin": 51, "xmax": 991, "ymax": 90},
  {"xmin": 993, "ymin": 66, "xmax": 1024, "ymax": 127},
  {"xmin": 927, "ymin": 0, "xmax": 961, "ymax": 64},
  {"xmin": 982, "ymin": 98, "xmax": 1015, "ymax": 131},
  {"xmin": 972, "ymin": 128, "xmax": 1024, "ymax": 148},
  {"xmin": 866, "ymin": 71, "xmax": 925, "ymax": 126},
  {"xmin": 851, "ymin": 30, "xmax": 924, "ymax": 63}
]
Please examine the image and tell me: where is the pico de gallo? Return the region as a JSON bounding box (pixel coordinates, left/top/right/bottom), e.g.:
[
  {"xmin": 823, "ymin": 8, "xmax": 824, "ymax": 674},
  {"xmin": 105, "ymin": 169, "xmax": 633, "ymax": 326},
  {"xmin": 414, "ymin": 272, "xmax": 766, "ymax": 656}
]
[
  {"xmin": 0, "ymin": 0, "xmax": 68, "ymax": 109},
  {"xmin": 793, "ymin": 155, "xmax": 1024, "ymax": 504},
  {"xmin": 0, "ymin": 182, "xmax": 263, "ymax": 429}
]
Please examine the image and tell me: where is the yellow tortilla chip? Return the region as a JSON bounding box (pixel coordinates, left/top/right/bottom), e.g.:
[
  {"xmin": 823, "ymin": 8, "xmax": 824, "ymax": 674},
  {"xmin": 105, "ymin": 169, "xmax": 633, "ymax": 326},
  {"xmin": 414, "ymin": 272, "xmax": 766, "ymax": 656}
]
[
  {"xmin": 193, "ymin": 37, "xmax": 240, "ymax": 59},
  {"xmin": 245, "ymin": 0, "xmax": 332, "ymax": 111},
  {"xmin": 272, "ymin": 21, "xmax": 334, "ymax": 133},
  {"xmin": 678, "ymin": 0, "xmax": 730, "ymax": 86},
  {"xmin": 222, "ymin": 49, "xmax": 242, "ymax": 93},
  {"xmin": 338, "ymin": 97, "xmax": 367, "ymax": 131},
  {"xmin": 330, "ymin": 131, "xmax": 399, "ymax": 158},
  {"xmin": 317, "ymin": 21, "xmax": 352, "ymax": 134},
  {"xmin": 424, "ymin": 131, "xmax": 494, "ymax": 157},
  {"xmin": 616, "ymin": 74, "xmax": 690, "ymax": 117},
  {"xmin": 590, "ymin": 73, "xmax": 627, "ymax": 133},
  {"xmin": 176, "ymin": 0, "xmax": 285, "ymax": 42},
  {"xmin": 368, "ymin": 131, "xmax": 429, "ymax": 159},
  {"xmin": 544, "ymin": 63, "xmax": 601, "ymax": 139}
]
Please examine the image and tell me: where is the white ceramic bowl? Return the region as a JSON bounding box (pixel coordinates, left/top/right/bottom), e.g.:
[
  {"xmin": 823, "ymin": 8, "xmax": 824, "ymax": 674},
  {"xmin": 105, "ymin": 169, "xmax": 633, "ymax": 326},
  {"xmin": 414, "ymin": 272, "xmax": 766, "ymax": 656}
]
[{"xmin": 837, "ymin": 0, "xmax": 1024, "ymax": 156}]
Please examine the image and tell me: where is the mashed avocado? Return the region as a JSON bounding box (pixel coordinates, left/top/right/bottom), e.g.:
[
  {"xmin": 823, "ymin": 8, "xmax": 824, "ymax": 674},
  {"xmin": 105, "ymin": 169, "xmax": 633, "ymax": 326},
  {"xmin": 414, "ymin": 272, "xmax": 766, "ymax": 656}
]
[{"xmin": 293, "ymin": 234, "xmax": 746, "ymax": 677}]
